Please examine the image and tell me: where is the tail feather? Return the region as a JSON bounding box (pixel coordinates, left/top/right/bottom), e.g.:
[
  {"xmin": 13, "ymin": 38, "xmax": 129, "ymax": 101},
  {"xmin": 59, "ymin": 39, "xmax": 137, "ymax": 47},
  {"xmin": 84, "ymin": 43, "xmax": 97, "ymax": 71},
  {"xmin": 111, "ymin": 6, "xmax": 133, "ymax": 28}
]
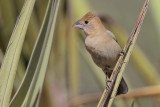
[
  {"xmin": 117, "ymin": 77, "xmax": 128, "ymax": 95},
  {"xmin": 103, "ymin": 69, "xmax": 128, "ymax": 95}
]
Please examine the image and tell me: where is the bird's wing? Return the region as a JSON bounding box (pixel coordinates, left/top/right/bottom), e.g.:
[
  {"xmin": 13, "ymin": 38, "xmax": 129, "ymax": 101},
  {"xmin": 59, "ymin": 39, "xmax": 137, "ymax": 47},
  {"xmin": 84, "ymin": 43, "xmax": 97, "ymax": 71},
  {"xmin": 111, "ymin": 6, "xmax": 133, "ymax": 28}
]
[{"xmin": 107, "ymin": 30, "xmax": 118, "ymax": 42}]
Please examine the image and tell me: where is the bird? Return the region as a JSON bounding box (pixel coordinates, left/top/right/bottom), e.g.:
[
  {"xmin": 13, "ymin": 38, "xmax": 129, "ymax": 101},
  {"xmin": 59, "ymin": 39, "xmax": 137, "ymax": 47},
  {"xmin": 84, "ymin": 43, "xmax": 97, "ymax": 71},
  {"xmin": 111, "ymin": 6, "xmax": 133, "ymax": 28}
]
[{"xmin": 73, "ymin": 11, "xmax": 128, "ymax": 95}]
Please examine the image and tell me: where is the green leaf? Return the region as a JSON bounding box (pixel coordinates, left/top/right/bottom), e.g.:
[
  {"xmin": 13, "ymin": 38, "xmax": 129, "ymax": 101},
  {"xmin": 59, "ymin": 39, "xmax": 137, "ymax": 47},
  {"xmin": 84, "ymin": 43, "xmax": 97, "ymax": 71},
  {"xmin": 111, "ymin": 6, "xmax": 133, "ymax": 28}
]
[
  {"xmin": 151, "ymin": 0, "xmax": 160, "ymax": 41},
  {"xmin": 0, "ymin": 0, "xmax": 36, "ymax": 106},
  {"xmin": 25, "ymin": 0, "xmax": 61, "ymax": 106},
  {"xmin": 9, "ymin": 0, "xmax": 52, "ymax": 106}
]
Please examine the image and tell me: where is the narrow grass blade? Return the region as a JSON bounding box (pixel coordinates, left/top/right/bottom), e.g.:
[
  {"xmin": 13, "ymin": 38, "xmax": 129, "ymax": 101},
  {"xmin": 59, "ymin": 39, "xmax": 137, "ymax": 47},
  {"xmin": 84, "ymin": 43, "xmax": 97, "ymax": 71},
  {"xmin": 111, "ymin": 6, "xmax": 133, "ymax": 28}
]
[
  {"xmin": 15, "ymin": 0, "xmax": 40, "ymax": 59},
  {"xmin": 98, "ymin": 0, "xmax": 150, "ymax": 106},
  {"xmin": 9, "ymin": 0, "xmax": 52, "ymax": 106},
  {"xmin": 25, "ymin": 0, "xmax": 61, "ymax": 106},
  {"xmin": 118, "ymin": 85, "xmax": 160, "ymax": 99},
  {"xmin": 0, "ymin": 0, "xmax": 36, "ymax": 106},
  {"xmin": 151, "ymin": 0, "xmax": 160, "ymax": 41}
]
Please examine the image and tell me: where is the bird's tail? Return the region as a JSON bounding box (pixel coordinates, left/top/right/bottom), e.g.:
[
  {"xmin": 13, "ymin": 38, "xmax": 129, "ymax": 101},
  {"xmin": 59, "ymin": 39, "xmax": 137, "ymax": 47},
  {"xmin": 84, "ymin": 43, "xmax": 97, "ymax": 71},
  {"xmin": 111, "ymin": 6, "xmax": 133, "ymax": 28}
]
[{"xmin": 117, "ymin": 77, "xmax": 128, "ymax": 95}]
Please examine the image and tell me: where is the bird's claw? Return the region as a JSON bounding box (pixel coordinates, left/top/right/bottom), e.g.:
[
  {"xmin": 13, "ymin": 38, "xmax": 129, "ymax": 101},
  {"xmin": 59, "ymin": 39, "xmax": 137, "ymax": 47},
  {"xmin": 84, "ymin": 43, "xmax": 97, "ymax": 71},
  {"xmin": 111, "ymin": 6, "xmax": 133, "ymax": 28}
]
[
  {"xmin": 120, "ymin": 50, "xmax": 125, "ymax": 56},
  {"xmin": 106, "ymin": 78, "xmax": 113, "ymax": 89}
]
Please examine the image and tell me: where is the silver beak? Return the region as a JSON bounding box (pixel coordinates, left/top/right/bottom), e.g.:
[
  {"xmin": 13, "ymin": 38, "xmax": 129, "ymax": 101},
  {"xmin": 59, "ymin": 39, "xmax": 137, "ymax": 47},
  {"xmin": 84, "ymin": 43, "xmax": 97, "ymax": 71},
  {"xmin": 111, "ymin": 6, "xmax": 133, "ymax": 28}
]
[{"xmin": 72, "ymin": 20, "xmax": 83, "ymax": 29}]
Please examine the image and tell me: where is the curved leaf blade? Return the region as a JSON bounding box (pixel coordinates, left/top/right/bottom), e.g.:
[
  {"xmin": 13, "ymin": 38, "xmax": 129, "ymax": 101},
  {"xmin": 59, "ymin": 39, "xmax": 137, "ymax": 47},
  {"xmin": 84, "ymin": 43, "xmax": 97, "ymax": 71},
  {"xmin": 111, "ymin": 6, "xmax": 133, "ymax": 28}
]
[
  {"xmin": 9, "ymin": 0, "xmax": 52, "ymax": 106},
  {"xmin": 25, "ymin": 0, "xmax": 61, "ymax": 106},
  {"xmin": 0, "ymin": 0, "xmax": 36, "ymax": 106}
]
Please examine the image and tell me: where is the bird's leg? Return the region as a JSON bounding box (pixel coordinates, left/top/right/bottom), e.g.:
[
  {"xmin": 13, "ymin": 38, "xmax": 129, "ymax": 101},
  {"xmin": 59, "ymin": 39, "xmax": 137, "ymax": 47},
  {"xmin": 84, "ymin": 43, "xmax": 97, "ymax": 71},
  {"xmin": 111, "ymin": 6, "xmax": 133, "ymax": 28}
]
[
  {"xmin": 103, "ymin": 66, "xmax": 113, "ymax": 89},
  {"xmin": 105, "ymin": 76, "xmax": 112, "ymax": 89}
]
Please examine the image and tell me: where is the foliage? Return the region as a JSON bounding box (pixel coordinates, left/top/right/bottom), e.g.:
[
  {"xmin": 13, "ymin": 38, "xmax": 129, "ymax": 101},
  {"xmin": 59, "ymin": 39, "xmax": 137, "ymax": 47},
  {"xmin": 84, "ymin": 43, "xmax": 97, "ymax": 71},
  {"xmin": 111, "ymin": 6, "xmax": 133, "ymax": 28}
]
[{"xmin": 0, "ymin": 0, "xmax": 160, "ymax": 107}]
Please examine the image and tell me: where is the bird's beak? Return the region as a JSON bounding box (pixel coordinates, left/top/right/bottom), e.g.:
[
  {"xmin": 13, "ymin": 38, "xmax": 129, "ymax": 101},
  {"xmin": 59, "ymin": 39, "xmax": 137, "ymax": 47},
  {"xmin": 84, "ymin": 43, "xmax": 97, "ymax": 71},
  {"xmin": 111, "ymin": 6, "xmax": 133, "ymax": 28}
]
[{"xmin": 72, "ymin": 20, "xmax": 83, "ymax": 29}]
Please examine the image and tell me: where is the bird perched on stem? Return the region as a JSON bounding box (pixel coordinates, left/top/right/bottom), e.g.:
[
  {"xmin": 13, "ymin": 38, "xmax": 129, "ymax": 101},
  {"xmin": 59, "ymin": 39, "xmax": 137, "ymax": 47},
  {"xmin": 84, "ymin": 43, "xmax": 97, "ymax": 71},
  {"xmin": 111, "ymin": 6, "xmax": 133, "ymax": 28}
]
[{"xmin": 73, "ymin": 11, "xmax": 128, "ymax": 95}]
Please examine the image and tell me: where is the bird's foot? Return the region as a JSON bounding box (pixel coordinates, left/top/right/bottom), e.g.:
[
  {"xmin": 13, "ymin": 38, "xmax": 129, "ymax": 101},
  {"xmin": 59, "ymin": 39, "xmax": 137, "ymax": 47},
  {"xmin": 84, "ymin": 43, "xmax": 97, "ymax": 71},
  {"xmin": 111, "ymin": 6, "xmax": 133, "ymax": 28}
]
[
  {"xmin": 120, "ymin": 49, "xmax": 125, "ymax": 56},
  {"xmin": 105, "ymin": 77, "xmax": 113, "ymax": 89}
]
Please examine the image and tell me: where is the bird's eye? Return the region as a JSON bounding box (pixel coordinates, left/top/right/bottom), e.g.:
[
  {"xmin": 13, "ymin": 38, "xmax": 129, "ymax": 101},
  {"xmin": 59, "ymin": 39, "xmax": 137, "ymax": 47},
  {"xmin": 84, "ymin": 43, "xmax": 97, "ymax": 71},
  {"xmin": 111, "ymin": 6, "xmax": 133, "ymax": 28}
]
[{"xmin": 84, "ymin": 20, "xmax": 88, "ymax": 24}]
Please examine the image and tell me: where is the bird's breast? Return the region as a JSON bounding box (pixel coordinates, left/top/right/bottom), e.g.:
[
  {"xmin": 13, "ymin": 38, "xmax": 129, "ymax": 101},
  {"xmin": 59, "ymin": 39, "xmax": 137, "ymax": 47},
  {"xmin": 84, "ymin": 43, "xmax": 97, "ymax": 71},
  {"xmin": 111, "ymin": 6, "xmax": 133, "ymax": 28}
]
[{"xmin": 85, "ymin": 35, "xmax": 121, "ymax": 69}]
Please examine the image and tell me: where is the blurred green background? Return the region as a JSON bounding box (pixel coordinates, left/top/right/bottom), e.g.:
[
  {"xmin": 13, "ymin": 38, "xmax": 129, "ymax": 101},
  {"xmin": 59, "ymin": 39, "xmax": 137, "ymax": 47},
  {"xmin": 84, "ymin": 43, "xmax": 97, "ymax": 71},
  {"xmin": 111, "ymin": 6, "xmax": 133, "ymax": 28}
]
[{"xmin": 0, "ymin": 0, "xmax": 160, "ymax": 107}]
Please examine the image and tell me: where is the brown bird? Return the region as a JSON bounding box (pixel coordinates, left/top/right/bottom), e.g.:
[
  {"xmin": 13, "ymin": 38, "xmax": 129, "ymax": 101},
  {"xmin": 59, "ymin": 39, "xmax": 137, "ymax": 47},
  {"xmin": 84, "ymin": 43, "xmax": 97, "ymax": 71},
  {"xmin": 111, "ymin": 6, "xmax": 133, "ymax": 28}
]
[{"xmin": 73, "ymin": 11, "xmax": 128, "ymax": 95}]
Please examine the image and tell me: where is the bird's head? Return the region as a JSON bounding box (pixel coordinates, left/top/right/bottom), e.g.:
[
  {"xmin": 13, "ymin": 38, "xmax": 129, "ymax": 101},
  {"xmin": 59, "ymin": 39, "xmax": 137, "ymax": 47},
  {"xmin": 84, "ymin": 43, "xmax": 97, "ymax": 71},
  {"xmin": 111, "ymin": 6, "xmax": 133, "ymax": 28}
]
[{"xmin": 73, "ymin": 11, "xmax": 104, "ymax": 35}]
